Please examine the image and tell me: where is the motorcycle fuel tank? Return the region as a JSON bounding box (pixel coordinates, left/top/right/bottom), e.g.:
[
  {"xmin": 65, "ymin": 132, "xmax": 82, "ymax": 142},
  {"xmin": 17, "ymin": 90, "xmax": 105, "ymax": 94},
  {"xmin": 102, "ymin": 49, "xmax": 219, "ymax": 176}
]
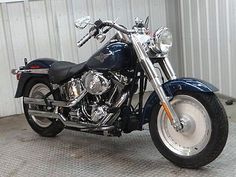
[{"xmin": 86, "ymin": 41, "xmax": 135, "ymax": 71}]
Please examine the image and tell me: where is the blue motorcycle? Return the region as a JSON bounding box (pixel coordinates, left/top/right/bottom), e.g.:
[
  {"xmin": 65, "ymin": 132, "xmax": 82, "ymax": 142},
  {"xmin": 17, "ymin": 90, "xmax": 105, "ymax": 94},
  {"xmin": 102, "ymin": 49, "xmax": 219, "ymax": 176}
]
[{"xmin": 12, "ymin": 17, "xmax": 228, "ymax": 169}]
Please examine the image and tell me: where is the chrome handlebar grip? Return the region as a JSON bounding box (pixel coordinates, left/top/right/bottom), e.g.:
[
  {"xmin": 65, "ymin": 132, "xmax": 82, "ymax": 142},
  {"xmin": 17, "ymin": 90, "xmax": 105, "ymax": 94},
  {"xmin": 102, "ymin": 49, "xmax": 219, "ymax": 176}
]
[{"xmin": 77, "ymin": 32, "xmax": 93, "ymax": 48}]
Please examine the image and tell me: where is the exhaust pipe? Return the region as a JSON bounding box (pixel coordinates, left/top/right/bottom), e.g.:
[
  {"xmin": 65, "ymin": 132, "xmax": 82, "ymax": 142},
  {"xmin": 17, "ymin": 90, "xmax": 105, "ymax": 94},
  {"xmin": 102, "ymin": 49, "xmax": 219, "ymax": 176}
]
[
  {"xmin": 28, "ymin": 110, "xmax": 58, "ymax": 119},
  {"xmin": 24, "ymin": 98, "xmax": 67, "ymax": 107},
  {"xmin": 24, "ymin": 90, "xmax": 87, "ymax": 108},
  {"xmin": 28, "ymin": 109, "xmax": 114, "ymax": 131},
  {"xmin": 27, "ymin": 92, "xmax": 128, "ymax": 130}
]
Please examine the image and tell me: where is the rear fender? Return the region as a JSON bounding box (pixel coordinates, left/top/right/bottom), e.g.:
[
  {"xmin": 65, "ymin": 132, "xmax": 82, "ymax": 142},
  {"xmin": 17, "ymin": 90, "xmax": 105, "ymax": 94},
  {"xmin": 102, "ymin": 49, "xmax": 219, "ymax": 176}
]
[
  {"xmin": 142, "ymin": 78, "xmax": 218, "ymax": 124},
  {"xmin": 15, "ymin": 58, "xmax": 56, "ymax": 98}
]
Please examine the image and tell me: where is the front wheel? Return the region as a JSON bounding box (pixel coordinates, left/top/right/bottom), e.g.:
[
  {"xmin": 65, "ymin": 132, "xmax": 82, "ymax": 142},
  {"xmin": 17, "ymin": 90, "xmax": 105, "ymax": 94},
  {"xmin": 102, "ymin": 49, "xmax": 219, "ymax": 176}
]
[{"xmin": 149, "ymin": 91, "xmax": 228, "ymax": 169}]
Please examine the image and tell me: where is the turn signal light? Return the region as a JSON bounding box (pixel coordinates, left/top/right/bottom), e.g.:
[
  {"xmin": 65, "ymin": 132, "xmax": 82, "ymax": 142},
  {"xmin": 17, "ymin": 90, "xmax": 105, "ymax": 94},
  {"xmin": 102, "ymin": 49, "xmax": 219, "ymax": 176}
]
[
  {"xmin": 16, "ymin": 72, "xmax": 21, "ymax": 80},
  {"xmin": 11, "ymin": 69, "xmax": 21, "ymax": 80}
]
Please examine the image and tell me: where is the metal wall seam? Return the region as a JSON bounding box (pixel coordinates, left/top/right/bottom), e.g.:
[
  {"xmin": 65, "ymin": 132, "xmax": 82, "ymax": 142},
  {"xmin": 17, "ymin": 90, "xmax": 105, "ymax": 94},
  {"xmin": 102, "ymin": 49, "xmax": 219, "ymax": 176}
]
[
  {"xmin": 226, "ymin": 0, "xmax": 232, "ymax": 96},
  {"xmin": 188, "ymin": 1, "xmax": 195, "ymax": 77},
  {"xmin": 180, "ymin": 0, "xmax": 187, "ymax": 76},
  {"xmin": 215, "ymin": 0, "xmax": 222, "ymax": 92},
  {"xmin": 205, "ymin": 0, "xmax": 212, "ymax": 83},
  {"xmin": 196, "ymin": 0, "xmax": 203, "ymax": 79}
]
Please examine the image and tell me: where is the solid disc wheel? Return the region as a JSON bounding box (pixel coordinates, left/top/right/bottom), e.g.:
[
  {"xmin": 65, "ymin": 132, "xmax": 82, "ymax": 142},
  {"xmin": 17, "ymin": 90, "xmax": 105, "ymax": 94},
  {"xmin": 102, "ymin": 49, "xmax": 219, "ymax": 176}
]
[
  {"xmin": 29, "ymin": 83, "xmax": 53, "ymax": 128},
  {"xmin": 157, "ymin": 95, "xmax": 211, "ymax": 156},
  {"xmin": 149, "ymin": 91, "xmax": 228, "ymax": 169},
  {"xmin": 23, "ymin": 78, "xmax": 64, "ymax": 137}
]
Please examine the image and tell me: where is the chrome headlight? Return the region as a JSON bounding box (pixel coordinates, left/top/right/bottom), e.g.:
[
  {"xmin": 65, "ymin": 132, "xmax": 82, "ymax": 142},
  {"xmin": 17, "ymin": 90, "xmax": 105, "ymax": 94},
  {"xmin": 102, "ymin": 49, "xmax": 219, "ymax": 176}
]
[{"xmin": 152, "ymin": 27, "xmax": 173, "ymax": 54}]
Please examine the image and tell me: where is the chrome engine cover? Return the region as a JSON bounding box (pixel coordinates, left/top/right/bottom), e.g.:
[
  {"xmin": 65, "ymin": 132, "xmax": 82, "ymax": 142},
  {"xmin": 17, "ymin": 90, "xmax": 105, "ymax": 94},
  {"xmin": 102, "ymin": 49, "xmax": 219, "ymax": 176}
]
[
  {"xmin": 91, "ymin": 105, "xmax": 109, "ymax": 122},
  {"xmin": 61, "ymin": 78, "xmax": 82, "ymax": 101},
  {"xmin": 82, "ymin": 71, "xmax": 110, "ymax": 95}
]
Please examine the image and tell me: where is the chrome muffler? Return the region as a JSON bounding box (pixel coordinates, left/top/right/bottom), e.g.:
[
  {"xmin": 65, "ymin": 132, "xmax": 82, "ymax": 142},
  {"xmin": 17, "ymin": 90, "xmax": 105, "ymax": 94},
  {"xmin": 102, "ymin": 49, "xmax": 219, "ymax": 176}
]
[
  {"xmin": 24, "ymin": 90, "xmax": 87, "ymax": 108},
  {"xmin": 24, "ymin": 98, "xmax": 67, "ymax": 107}
]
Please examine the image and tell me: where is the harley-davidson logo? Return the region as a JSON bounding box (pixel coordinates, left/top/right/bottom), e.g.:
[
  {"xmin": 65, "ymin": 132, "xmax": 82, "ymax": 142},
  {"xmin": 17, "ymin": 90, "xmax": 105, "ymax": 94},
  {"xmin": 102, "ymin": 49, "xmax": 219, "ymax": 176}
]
[{"xmin": 94, "ymin": 52, "xmax": 111, "ymax": 63}]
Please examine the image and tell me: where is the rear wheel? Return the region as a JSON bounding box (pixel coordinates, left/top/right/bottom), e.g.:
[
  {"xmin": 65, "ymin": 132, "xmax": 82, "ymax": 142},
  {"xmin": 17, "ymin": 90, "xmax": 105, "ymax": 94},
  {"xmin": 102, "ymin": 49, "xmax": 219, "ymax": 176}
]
[
  {"xmin": 149, "ymin": 91, "xmax": 228, "ymax": 169},
  {"xmin": 23, "ymin": 78, "xmax": 64, "ymax": 137}
]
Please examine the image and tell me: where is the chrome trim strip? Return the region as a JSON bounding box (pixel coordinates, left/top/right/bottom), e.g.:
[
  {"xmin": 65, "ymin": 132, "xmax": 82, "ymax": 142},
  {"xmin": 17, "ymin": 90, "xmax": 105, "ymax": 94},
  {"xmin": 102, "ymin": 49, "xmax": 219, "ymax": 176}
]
[
  {"xmin": 11, "ymin": 68, "xmax": 49, "ymax": 75},
  {"xmin": 23, "ymin": 69, "xmax": 49, "ymax": 74}
]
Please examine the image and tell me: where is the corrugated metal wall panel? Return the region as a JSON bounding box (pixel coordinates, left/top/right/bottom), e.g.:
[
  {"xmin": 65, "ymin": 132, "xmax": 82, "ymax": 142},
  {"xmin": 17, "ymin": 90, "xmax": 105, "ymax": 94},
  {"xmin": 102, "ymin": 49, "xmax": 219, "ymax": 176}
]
[
  {"xmin": 165, "ymin": 0, "xmax": 182, "ymax": 75},
  {"xmin": 180, "ymin": 0, "xmax": 236, "ymax": 98},
  {"xmin": 0, "ymin": 0, "xmax": 168, "ymax": 117}
]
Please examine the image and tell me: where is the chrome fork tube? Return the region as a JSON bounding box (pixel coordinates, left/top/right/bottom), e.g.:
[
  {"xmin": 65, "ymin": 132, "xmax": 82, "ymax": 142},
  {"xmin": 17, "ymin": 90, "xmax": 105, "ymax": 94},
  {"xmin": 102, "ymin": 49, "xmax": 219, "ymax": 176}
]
[
  {"xmin": 130, "ymin": 34, "xmax": 182, "ymax": 131},
  {"xmin": 163, "ymin": 57, "xmax": 177, "ymax": 80}
]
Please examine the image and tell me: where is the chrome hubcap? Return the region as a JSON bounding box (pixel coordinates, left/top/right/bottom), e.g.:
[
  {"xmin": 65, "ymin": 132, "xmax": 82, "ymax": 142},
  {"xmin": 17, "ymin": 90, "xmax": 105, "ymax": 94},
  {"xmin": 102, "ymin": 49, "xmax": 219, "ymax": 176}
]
[
  {"xmin": 157, "ymin": 95, "xmax": 212, "ymax": 156},
  {"xmin": 180, "ymin": 115, "xmax": 196, "ymax": 135},
  {"xmin": 28, "ymin": 83, "xmax": 52, "ymax": 128}
]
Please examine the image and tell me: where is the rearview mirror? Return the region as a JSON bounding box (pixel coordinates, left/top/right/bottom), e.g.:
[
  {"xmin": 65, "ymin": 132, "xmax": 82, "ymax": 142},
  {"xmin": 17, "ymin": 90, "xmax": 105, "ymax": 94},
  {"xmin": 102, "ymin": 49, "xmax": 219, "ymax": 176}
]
[{"xmin": 75, "ymin": 16, "xmax": 91, "ymax": 29}]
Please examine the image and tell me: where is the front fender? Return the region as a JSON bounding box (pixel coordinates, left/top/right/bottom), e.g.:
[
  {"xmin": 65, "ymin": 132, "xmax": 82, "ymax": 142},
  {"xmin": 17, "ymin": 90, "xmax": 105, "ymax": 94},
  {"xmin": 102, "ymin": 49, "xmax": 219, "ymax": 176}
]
[
  {"xmin": 162, "ymin": 77, "xmax": 218, "ymax": 96},
  {"xmin": 142, "ymin": 78, "xmax": 218, "ymax": 124}
]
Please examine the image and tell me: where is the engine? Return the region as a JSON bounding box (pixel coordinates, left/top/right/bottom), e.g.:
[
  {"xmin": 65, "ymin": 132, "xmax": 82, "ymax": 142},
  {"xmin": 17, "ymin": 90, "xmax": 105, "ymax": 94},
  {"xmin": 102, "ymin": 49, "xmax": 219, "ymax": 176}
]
[
  {"xmin": 61, "ymin": 78, "xmax": 82, "ymax": 101},
  {"xmin": 82, "ymin": 71, "xmax": 111, "ymax": 95},
  {"xmin": 60, "ymin": 71, "xmax": 129, "ymax": 124}
]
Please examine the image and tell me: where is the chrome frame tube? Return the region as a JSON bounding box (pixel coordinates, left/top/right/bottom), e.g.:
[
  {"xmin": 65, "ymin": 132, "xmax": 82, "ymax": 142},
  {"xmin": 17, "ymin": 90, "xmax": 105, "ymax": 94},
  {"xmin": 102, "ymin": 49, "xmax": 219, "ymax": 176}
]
[{"xmin": 131, "ymin": 34, "xmax": 182, "ymax": 131}]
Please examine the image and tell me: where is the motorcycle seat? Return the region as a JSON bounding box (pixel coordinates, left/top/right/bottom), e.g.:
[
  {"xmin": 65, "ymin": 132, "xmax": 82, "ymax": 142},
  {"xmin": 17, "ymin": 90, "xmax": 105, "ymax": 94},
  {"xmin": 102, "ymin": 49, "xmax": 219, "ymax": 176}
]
[{"xmin": 48, "ymin": 61, "xmax": 87, "ymax": 84}]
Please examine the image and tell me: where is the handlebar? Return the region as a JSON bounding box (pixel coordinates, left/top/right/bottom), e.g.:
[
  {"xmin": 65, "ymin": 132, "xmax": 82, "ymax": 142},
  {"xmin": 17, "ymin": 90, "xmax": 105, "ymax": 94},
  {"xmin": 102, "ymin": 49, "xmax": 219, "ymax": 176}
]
[
  {"xmin": 77, "ymin": 31, "xmax": 94, "ymax": 47},
  {"xmin": 103, "ymin": 21, "xmax": 136, "ymax": 35},
  {"xmin": 77, "ymin": 20, "xmax": 136, "ymax": 47}
]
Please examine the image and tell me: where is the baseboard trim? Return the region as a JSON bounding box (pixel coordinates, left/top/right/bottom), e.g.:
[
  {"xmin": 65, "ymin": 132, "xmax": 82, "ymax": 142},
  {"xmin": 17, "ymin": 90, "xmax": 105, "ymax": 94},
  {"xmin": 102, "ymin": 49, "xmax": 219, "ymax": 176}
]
[{"xmin": 216, "ymin": 93, "xmax": 236, "ymax": 102}]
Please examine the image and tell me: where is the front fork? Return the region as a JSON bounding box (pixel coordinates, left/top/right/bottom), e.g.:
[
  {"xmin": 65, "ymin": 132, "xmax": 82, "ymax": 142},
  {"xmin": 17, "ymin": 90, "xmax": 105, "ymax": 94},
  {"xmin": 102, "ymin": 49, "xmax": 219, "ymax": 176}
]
[{"xmin": 131, "ymin": 34, "xmax": 182, "ymax": 131}]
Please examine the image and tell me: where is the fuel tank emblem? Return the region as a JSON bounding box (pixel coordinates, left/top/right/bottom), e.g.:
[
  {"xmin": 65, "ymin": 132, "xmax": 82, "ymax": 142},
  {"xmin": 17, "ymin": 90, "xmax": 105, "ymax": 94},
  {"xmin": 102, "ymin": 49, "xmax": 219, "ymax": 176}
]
[{"xmin": 94, "ymin": 52, "xmax": 111, "ymax": 63}]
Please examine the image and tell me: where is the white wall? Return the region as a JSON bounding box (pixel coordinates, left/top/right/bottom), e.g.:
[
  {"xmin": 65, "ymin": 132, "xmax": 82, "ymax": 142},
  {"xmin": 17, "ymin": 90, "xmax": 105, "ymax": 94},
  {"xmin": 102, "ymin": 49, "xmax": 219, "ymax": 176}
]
[
  {"xmin": 179, "ymin": 0, "xmax": 236, "ymax": 98},
  {"xmin": 0, "ymin": 0, "xmax": 168, "ymax": 117}
]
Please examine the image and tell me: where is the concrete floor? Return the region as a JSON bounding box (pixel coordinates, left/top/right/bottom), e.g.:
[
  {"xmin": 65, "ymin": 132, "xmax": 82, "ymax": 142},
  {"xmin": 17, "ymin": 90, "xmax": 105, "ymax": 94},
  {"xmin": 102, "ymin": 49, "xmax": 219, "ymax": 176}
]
[{"xmin": 0, "ymin": 98, "xmax": 236, "ymax": 177}]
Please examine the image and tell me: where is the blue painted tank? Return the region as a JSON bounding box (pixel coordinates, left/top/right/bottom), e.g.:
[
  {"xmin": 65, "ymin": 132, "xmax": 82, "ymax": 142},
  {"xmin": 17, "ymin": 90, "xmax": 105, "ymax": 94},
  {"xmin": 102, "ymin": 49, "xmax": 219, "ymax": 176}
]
[{"xmin": 86, "ymin": 41, "xmax": 135, "ymax": 71}]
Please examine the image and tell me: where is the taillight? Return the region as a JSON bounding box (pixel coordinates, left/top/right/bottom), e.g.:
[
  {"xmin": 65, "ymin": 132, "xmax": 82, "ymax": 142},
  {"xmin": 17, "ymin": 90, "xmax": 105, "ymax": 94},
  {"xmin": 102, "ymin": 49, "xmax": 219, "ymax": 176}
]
[{"xmin": 30, "ymin": 65, "xmax": 41, "ymax": 69}]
